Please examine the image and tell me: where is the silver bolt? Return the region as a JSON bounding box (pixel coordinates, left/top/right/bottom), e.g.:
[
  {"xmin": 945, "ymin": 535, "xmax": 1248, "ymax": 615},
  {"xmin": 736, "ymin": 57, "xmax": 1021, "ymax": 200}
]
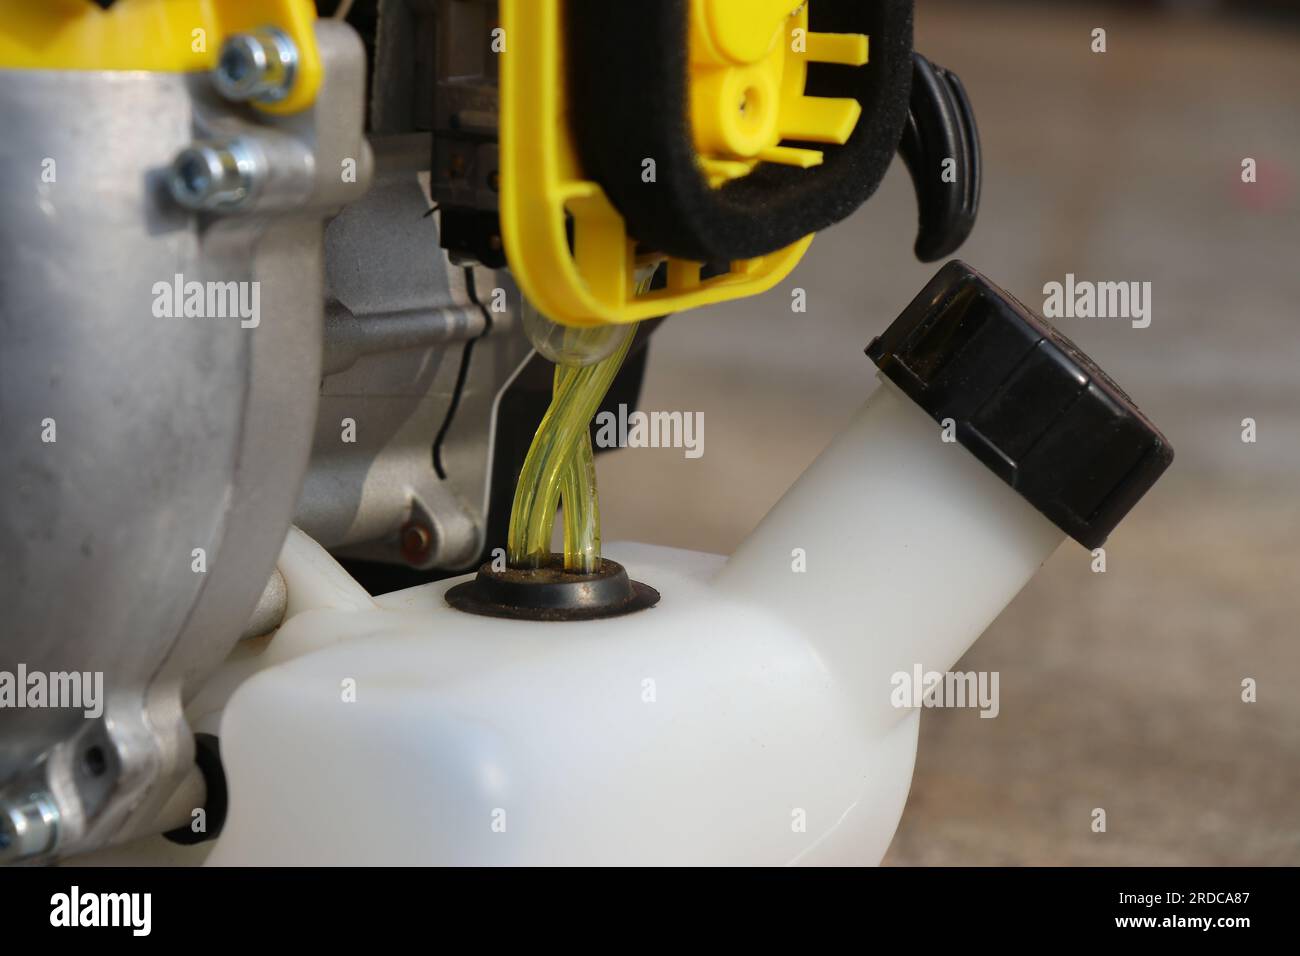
[
  {"xmin": 167, "ymin": 140, "xmax": 261, "ymax": 212},
  {"xmin": 212, "ymin": 28, "xmax": 298, "ymax": 104},
  {"xmin": 0, "ymin": 792, "xmax": 60, "ymax": 863}
]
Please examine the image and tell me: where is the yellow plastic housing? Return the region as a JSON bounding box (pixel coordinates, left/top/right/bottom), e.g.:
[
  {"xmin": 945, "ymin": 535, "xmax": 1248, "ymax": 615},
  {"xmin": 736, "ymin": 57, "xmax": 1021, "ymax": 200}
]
[
  {"xmin": 0, "ymin": 0, "xmax": 322, "ymax": 115},
  {"xmin": 500, "ymin": 0, "xmax": 869, "ymax": 328}
]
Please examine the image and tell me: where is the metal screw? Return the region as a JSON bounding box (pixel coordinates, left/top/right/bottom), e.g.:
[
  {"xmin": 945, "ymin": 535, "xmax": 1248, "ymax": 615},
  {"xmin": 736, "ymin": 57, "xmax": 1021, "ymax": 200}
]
[
  {"xmin": 0, "ymin": 792, "xmax": 60, "ymax": 864},
  {"xmin": 212, "ymin": 28, "xmax": 298, "ymax": 104},
  {"xmin": 167, "ymin": 140, "xmax": 261, "ymax": 212}
]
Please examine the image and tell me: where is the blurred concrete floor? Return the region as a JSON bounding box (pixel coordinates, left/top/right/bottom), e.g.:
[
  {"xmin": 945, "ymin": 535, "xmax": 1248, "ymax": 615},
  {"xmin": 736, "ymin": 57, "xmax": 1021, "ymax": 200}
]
[{"xmin": 598, "ymin": 1, "xmax": 1300, "ymax": 864}]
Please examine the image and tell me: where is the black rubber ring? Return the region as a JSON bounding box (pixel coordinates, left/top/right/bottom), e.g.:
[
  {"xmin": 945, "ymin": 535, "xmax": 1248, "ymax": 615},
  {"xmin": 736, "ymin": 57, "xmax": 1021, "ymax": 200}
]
[{"xmin": 446, "ymin": 557, "xmax": 660, "ymax": 622}]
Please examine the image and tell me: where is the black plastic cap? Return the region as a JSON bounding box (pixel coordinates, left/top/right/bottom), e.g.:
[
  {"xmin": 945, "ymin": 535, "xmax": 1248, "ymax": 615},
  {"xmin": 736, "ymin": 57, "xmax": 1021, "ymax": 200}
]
[{"xmin": 867, "ymin": 261, "xmax": 1173, "ymax": 549}]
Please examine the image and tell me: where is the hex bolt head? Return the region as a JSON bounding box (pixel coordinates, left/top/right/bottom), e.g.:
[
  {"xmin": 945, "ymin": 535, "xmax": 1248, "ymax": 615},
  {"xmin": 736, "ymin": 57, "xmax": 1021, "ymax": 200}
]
[
  {"xmin": 0, "ymin": 792, "xmax": 59, "ymax": 864},
  {"xmin": 212, "ymin": 28, "xmax": 298, "ymax": 104},
  {"xmin": 168, "ymin": 140, "xmax": 261, "ymax": 212}
]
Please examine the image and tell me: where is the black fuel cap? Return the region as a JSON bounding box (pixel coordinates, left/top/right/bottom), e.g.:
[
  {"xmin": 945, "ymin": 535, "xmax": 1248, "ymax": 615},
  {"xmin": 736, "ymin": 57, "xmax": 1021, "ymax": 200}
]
[{"xmin": 867, "ymin": 261, "xmax": 1173, "ymax": 549}]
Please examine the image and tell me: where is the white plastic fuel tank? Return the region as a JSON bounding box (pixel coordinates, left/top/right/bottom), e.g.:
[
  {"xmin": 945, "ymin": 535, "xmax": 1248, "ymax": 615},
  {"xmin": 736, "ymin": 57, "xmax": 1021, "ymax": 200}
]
[{"xmin": 180, "ymin": 377, "xmax": 1063, "ymax": 866}]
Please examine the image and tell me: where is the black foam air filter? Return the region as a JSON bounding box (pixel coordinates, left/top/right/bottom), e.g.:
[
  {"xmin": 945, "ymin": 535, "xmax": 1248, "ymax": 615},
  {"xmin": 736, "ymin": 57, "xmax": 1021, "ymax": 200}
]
[{"xmin": 567, "ymin": 0, "xmax": 915, "ymax": 263}]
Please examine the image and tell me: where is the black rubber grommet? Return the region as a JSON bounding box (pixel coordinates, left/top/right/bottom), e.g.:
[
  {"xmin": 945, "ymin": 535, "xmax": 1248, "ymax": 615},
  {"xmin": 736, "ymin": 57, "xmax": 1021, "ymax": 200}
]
[
  {"xmin": 163, "ymin": 733, "xmax": 227, "ymax": 846},
  {"xmin": 446, "ymin": 557, "xmax": 660, "ymax": 622},
  {"xmin": 867, "ymin": 261, "xmax": 1174, "ymax": 550}
]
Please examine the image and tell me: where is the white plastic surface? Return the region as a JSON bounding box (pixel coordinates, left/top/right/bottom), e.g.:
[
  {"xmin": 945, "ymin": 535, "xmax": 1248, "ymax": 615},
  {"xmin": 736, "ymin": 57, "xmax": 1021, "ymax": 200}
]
[{"xmin": 197, "ymin": 378, "xmax": 1063, "ymax": 866}]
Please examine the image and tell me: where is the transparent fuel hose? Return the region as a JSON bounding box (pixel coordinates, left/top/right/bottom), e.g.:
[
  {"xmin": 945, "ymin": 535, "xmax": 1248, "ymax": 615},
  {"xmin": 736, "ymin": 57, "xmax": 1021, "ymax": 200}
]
[
  {"xmin": 508, "ymin": 273, "xmax": 653, "ymax": 572},
  {"xmin": 555, "ymin": 363, "xmax": 605, "ymax": 572},
  {"xmin": 507, "ymin": 321, "xmax": 635, "ymax": 571}
]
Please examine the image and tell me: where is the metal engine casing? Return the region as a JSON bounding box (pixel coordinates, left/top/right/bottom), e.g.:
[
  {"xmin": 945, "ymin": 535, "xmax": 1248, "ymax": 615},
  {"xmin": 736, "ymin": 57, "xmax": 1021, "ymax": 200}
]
[
  {"xmin": 0, "ymin": 22, "xmax": 375, "ymax": 861},
  {"xmin": 1, "ymin": 1, "xmax": 576, "ymax": 864}
]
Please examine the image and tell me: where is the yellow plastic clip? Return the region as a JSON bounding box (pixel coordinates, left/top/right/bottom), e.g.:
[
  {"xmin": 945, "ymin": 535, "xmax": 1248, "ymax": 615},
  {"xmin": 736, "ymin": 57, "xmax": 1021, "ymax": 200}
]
[{"xmin": 689, "ymin": 0, "xmax": 868, "ymax": 178}]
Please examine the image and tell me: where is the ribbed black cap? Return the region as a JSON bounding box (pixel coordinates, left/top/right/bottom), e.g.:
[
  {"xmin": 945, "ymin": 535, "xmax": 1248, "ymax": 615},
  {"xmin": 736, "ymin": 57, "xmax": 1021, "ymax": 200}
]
[{"xmin": 867, "ymin": 261, "xmax": 1173, "ymax": 549}]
